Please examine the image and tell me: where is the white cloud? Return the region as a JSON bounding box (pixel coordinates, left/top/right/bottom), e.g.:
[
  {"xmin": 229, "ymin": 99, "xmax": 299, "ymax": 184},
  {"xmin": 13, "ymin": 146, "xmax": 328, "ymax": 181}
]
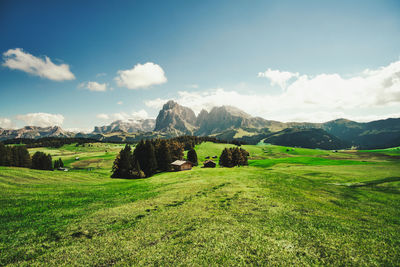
[
  {"xmin": 117, "ymin": 101, "xmax": 123, "ymax": 105},
  {"xmin": 64, "ymin": 127, "xmax": 92, "ymax": 133},
  {"xmin": 96, "ymin": 109, "xmax": 149, "ymax": 123},
  {"xmin": 0, "ymin": 118, "xmax": 15, "ymax": 129},
  {"xmin": 16, "ymin": 113, "xmax": 64, "ymax": 127},
  {"xmin": 2, "ymin": 48, "xmax": 75, "ymax": 81},
  {"xmin": 115, "ymin": 62, "xmax": 167, "ymax": 89},
  {"xmin": 258, "ymin": 69, "xmax": 299, "ymax": 89},
  {"xmin": 130, "ymin": 110, "xmax": 149, "ymax": 120},
  {"xmin": 145, "ymin": 59, "xmax": 400, "ymax": 123},
  {"xmin": 96, "ymin": 113, "xmax": 109, "ymax": 120},
  {"xmin": 79, "ymin": 81, "xmax": 109, "ymax": 92}
]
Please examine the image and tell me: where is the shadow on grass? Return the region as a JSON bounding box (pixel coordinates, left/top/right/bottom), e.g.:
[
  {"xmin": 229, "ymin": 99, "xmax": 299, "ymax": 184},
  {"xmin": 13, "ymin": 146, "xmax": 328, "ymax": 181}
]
[{"xmin": 349, "ymin": 177, "xmax": 400, "ymax": 187}]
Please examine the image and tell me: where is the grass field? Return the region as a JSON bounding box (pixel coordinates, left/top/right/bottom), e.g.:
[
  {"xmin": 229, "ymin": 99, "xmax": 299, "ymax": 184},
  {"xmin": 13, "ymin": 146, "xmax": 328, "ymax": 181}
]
[{"xmin": 1, "ymin": 142, "xmax": 400, "ymax": 265}]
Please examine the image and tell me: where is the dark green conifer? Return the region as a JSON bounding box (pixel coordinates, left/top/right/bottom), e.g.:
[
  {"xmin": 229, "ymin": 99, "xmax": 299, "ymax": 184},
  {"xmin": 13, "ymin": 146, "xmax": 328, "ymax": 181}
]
[{"xmin": 187, "ymin": 148, "xmax": 198, "ymax": 166}]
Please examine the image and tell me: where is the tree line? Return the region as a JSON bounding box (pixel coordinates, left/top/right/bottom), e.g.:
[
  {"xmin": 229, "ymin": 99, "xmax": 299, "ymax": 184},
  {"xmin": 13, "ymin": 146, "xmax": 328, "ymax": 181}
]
[
  {"xmin": 3, "ymin": 137, "xmax": 100, "ymax": 148},
  {"xmin": 168, "ymin": 135, "xmax": 245, "ymax": 150},
  {"xmin": 0, "ymin": 142, "xmax": 63, "ymax": 171},
  {"xmin": 219, "ymin": 147, "xmax": 249, "ymax": 167},
  {"xmin": 112, "ymin": 138, "xmax": 190, "ymax": 178}
]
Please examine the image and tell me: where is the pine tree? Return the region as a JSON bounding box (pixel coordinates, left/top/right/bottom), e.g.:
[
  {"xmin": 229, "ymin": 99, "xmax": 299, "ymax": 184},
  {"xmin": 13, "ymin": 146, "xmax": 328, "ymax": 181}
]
[
  {"xmin": 219, "ymin": 148, "xmax": 229, "ymax": 167},
  {"xmin": 133, "ymin": 140, "xmax": 146, "ymax": 174},
  {"xmin": 156, "ymin": 140, "xmax": 172, "ymax": 172},
  {"xmin": 0, "ymin": 142, "xmax": 5, "ymax": 166},
  {"xmin": 111, "ymin": 144, "xmax": 133, "ymax": 178},
  {"xmin": 187, "ymin": 148, "xmax": 198, "ymax": 166},
  {"xmin": 143, "ymin": 141, "xmax": 157, "ymax": 177},
  {"xmin": 239, "ymin": 148, "xmax": 249, "ymax": 166},
  {"xmin": 232, "ymin": 147, "xmax": 241, "ymax": 166},
  {"xmin": 169, "ymin": 141, "xmax": 184, "ymax": 161},
  {"xmin": 11, "ymin": 147, "xmax": 19, "ymax": 167},
  {"xmin": 16, "ymin": 146, "xmax": 31, "ymax": 167},
  {"xmin": 132, "ymin": 159, "xmax": 145, "ymax": 178},
  {"xmin": 219, "ymin": 148, "xmax": 236, "ymax": 167},
  {"xmin": 54, "ymin": 160, "xmax": 59, "ymax": 169},
  {"xmin": 58, "ymin": 158, "xmax": 64, "ymax": 168}
]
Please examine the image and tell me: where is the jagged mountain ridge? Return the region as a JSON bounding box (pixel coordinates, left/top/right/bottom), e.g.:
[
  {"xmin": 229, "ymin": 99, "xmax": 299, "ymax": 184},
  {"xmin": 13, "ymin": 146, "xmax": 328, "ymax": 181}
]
[
  {"xmin": 0, "ymin": 126, "xmax": 74, "ymax": 141},
  {"xmin": 1, "ymin": 100, "xmax": 400, "ymax": 149},
  {"xmin": 151, "ymin": 101, "xmax": 400, "ymax": 148},
  {"xmin": 154, "ymin": 100, "xmax": 197, "ymax": 134},
  {"xmin": 93, "ymin": 119, "xmax": 155, "ymax": 134}
]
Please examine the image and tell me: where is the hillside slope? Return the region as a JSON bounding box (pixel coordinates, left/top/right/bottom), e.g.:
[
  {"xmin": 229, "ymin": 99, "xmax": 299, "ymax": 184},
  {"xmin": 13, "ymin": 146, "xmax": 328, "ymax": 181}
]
[{"xmin": 263, "ymin": 128, "xmax": 349, "ymax": 149}]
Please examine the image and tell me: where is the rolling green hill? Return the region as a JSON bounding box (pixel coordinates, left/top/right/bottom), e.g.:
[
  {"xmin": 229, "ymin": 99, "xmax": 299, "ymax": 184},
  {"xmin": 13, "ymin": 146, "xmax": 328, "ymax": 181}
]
[
  {"xmin": 262, "ymin": 128, "xmax": 348, "ymax": 149},
  {"xmin": 1, "ymin": 142, "xmax": 400, "ymax": 265}
]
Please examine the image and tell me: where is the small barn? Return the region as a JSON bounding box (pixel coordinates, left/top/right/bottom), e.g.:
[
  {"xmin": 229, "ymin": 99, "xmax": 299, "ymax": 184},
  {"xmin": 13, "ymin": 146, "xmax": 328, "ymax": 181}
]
[
  {"xmin": 171, "ymin": 160, "xmax": 193, "ymax": 171},
  {"xmin": 203, "ymin": 160, "xmax": 216, "ymax": 168}
]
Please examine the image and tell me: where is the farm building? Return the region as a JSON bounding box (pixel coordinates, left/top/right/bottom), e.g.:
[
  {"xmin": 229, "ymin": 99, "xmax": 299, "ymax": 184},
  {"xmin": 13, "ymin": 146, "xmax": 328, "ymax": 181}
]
[
  {"xmin": 203, "ymin": 160, "xmax": 216, "ymax": 168},
  {"xmin": 171, "ymin": 160, "xmax": 193, "ymax": 171}
]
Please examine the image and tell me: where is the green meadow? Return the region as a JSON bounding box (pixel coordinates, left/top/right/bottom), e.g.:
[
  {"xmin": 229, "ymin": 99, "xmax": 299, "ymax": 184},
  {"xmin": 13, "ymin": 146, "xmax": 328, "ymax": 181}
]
[{"xmin": 1, "ymin": 142, "xmax": 400, "ymax": 266}]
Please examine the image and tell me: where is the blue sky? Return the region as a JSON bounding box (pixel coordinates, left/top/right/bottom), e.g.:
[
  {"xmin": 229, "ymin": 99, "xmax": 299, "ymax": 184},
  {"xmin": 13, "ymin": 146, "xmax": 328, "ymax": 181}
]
[{"xmin": 1, "ymin": 0, "xmax": 400, "ymax": 131}]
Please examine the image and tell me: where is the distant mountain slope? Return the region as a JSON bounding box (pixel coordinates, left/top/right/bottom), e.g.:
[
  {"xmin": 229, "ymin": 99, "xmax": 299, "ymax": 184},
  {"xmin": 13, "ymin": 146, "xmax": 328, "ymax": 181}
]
[
  {"xmin": 93, "ymin": 119, "xmax": 155, "ymax": 134},
  {"xmin": 1, "ymin": 100, "xmax": 399, "ymax": 149},
  {"xmin": 263, "ymin": 128, "xmax": 348, "ymax": 149},
  {"xmin": 0, "ymin": 126, "xmax": 74, "ymax": 141},
  {"xmin": 321, "ymin": 118, "xmax": 400, "ymax": 149},
  {"xmin": 195, "ymin": 106, "xmax": 268, "ymax": 135}
]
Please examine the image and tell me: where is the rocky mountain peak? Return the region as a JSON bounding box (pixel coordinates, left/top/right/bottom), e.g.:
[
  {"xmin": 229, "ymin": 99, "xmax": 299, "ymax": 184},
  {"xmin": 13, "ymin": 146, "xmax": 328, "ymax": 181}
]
[
  {"xmin": 162, "ymin": 100, "xmax": 179, "ymax": 110},
  {"xmin": 154, "ymin": 101, "xmax": 197, "ymax": 134}
]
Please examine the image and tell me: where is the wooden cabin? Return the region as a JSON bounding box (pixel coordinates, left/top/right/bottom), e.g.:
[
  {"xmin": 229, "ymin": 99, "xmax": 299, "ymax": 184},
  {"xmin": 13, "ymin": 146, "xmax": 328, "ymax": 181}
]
[
  {"xmin": 203, "ymin": 160, "xmax": 216, "ymax": 168},
  {"xmin": 171, "ymin": 160, "xmax": 193, "ymax": 171}
]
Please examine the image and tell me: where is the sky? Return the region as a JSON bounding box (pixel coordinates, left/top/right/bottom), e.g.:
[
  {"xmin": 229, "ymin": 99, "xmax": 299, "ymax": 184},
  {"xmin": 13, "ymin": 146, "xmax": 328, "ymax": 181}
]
[{"xmin": 1, "ymin": 0, "xmax": 400, "ymax": 132}]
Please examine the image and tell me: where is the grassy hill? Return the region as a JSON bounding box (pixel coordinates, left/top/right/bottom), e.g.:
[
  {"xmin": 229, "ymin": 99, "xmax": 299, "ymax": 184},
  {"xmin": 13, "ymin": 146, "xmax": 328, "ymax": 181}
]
[
  {"xmin": 263, "ymin": 128, "xmax": 348, "ymax": 149},
  {"xmin": 1, "ymin": 142, "xmax": 400, "ymax": 265}
]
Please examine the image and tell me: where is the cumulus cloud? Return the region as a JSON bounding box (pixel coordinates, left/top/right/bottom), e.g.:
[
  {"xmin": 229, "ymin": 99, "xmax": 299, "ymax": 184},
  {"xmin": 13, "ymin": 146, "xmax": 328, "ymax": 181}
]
[
  {"xmin": 258, "ymin": 69, "xmax": 299, "ymax": 89},
  {"xmin": 96, "ymin": 113, "xmax": 109, "ymax": 120},
  {"xmin": 117, "ymin": 101, "xmax": 123, "ymax": 105},
  {"xmin": 0, "ymin": 118, "xmax": 15, "ymax": 129},
  {"xmin": 2, "ymin": 48, "xmax": 75, "ymax": 81},
  {"xmin": 96, "ymin": 109, "xmax": 149, "ymax": 123},
  {"xmin": 79, "ymin": 81, "xmax": 109, "ymax": 92},
  {"xmin": 64, "ymin": 127, "xmax": 92, "ymax": 133},
  {"xmin": 145, "ymin": 60, "xmax": 400, "ymax": 122},
  {"xmin": 115, "ymin": 62, "xmax": 167, "ymax": 89},
  {"xmin": 15, "ymin": 113, "xmax": 64, "ymax": 127}
]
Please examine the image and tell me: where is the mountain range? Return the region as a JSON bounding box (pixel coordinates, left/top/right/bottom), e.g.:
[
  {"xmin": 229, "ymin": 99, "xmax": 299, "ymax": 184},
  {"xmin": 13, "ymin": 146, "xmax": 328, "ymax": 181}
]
[{"xmin": 1, "ymin": 100, "xmax": 400, "ymax": 149}]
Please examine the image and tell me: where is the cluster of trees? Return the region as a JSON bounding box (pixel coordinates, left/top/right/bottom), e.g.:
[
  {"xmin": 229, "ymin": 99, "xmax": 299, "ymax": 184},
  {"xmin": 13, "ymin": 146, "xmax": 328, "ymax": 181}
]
[
  {"xmin": 31, "ymin": 152, "xmax": 53, "ymax": 170},
  {"xmin": 0, "ymin": 142, "xmax": 54, "ymax": 170},
  {"xmin": 3, "ymin": 137, "xmax": 99, "ymax": 148},
  {"xmin": 112, "ymin": 139, "xmax": 188, "ymax": 178},
  {"xmin": 54, "ymin": 158, "xmax": 64, "ymax": 169},
  {"xmin": 219, "ymin": 147, "xmax": 249, "ymax": 167},
  {"xmin": 0, "ymin": 143, "xmax": 31, "ymax": 167}
]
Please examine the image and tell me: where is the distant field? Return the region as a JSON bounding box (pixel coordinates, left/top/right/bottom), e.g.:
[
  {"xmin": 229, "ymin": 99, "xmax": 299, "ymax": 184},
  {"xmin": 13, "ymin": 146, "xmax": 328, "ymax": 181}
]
[
  {"xmin": 28, "ymin": 143, "xmax": 125, "ymax": 171},
  {"xmin": 360, "ymin": 146, "xmax": 400, "ymax": 156},
  {"xmin": 1, "ymin": 142, "xmax": 400, "ymax": 265}
]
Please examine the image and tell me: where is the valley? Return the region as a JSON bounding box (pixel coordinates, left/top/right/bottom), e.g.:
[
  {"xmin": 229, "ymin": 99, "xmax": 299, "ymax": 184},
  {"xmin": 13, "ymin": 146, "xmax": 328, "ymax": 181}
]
[{"xmin": 1, "ymin": 142, "xmax": 399, "ymax": 265}]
